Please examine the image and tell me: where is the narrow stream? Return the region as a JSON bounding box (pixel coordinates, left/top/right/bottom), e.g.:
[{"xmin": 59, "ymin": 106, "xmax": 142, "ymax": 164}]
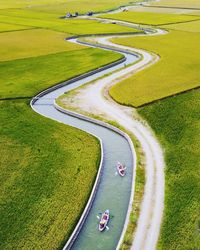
[{"xmin": 32, "ymin": 44, "xmax": 138, "ymax": 249}]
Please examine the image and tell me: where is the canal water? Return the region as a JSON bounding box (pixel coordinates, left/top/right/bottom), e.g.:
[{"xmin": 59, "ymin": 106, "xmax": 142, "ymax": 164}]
[{"xmin": 32, "ymin": 47, "xmax": 138, "ymax": 249}]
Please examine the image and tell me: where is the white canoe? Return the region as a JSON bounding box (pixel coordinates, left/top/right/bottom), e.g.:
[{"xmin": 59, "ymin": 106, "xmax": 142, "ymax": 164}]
[{"xmin": 99, "ymin": 210, "xmax": 110, "ymax": 232}]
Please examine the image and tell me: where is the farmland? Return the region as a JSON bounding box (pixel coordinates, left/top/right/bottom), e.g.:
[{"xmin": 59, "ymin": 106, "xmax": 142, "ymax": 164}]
[
  {"xmin": 0, "ymin": 29, "xmax": 83, "ymax": 61},
  {"xmin": 163, "ymin": 19, "xmax": 200, "ymax": 32},
  {"xmin": 1, "ymin": 0, "xmax": 200, "ymax": 248},
  {"xmin": 0, "ymin": 23, "xmax": 32, "ymax": 32},
  {"xmin": 0, "ymin": 0, "xmax": 138, "ymax": 14},
  {"xmin": 0, "ymin": 49, "xmax": 122, "ymax": 99},
  {"xmin": 139, "ymin": 89, "xmax": 200, "ymax": 250},
  {"xmin": 0, "ymin": 99, "xmax": 101, "ymax": 250},
  {"xmin": 0, "ymin": 9, "xmax": 136, "ymax": 35},
  {"xmin": 105, "ymin": 8, "xmax": 200, "ymax": 250},
  {"xmin": 100, "ymin": 11, "xmax": 200, "ymax": 25},
  {"xmin": 0, "ymin": 0, "xmax": 132, "ymax": 248},
  {"xmin": 152, "ymin": 0, "xmax": 200, "ymax": 9},
  {"xmin": 110, "ymin": 28, "xmax": 200, "ymax": 107}
]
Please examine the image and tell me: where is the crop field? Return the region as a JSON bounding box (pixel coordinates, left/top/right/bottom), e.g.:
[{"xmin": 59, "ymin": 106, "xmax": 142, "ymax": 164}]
[
  {"xmin": 0, "ymin": 48, "xmax": 122, "ymax": 99},
  {"xmin": 0, "ymin": 23, "xmax": 31, "ymax": 32},
  {"xmin": 0, "ymin": 7, "xmax": 139, "ymax": 36},
  {"xmin": 152, "ymin": 0, "xmax": 200, "ymax": 9},
  {"xmin": 127, "ymin": 6, "xmax": 199, "ymax": 14},
  {"xmin": 0, "ymin": 14, "xmax": 136, "ymax": 35},
  {"xmin": 0, "ymin": 27, "xmax": 123, "ymax": 250},
  {"xmin": 0, "ymin": 29, "xmax": 84, "ymax": 61},
  {"xmin": 0, "ymin": 0, "xmax": 132, "ymax": 248},
  {"xmin": 139, "ymin": 89, "xmax": 200, "ymax": 250},
  {"xmin": 163, "ymin": 19, "xmax": 200, "ymax": 32},
  {"xmin": 110, "ymin": 28, "xmax": 200, "ymax": 107},
  {"xmin": 0, "ymin": 0, "xmax": 138, "ymax": 14},
  {"xmin": 0, "ymin": 99, "xmax": 100, "ymax": 250},
  {"xmin": 100, "ymin": 11, "xmax": 200, "ymax": 25}
]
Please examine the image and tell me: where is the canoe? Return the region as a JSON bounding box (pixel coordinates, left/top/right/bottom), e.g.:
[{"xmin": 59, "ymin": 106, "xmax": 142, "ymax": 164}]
[
  {"xmin": 117, "ymin": 162, "xmax": 126, "ymax": 177},
  {"xmin": 99, "ymin": 210, "xmax": 109, "ymax": 232}
]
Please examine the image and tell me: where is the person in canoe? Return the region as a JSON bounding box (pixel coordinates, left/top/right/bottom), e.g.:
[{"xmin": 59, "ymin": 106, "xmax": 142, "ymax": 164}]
[
  {"xmin": 99, "ymin": 210, "xmax": 110, "ymax": 231},
  {"xmin": 117, "ymin": 162, "xmax": 126, "ymax": 177}
]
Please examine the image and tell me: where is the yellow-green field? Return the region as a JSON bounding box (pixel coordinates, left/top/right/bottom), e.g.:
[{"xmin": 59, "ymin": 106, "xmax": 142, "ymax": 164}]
[
  {"xmin": 127, "ymin": 6, "xmax": 200, "ymax": 14},
  {"xmin": 0, "ymin": 22, "xmax": 31, "ymax": 32},
  {"xmin": 0, "ymin": 0, "xmax": 138, "ymax": 14},
  {"xmin": 100, "ymin": 11, "xmax": 200, "ymax": 25},
  {"xmin": 163, "ymin": 19, "xmax": 200, "ymax": 32},
  {"xmin": 139, "ymin": 89, "xmax": 200, "ymax": 250},
  {"xmin": 0, "ymin": 99, "xmax": 101, "ymax": 250},
  {"xmin": 110, "ymin": 28, "xmax": 200, "ymax": 107},
  {"xmin": 152, "ymin": 0, "xmax": 200, "ymax": 8},
  {"xmin": 0, "ymin": 29, "xmax": 85, "ymax": 61},
  {"xmin": 0, "ymin": 14, "xmax": 136, "ymax": 35},
  {"xmin": 0, "ymin": 0, "xmax": 134, "ymax": 249}
]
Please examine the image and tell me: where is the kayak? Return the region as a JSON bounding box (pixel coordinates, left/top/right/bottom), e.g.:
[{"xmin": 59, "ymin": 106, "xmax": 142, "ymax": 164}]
[
  {"xmin": 99, "ymin": 210, "xmax": 109, "ymax": 232},
  {"xmin": 117, "ymin": 162, "xmax": 126, "ymax": 177}
]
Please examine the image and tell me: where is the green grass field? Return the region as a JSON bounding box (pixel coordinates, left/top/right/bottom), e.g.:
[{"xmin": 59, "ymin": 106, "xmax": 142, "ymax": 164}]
[
  {"xmin": 0, "ymin": 35, "xmax": 123, "ymax": 250},
  {"xmin": 0, "ymin": 29, "xmax": 84, "ymax": 61},
  {"xmin": 110, "ymin": 29, "xmax": 200, "ymax": 107},
  {"xmin": 100, "ymin": 11, "xmax": 200, "ymax": 25},
  {"xmin": 139, "ymin": 89, "xmax": 200, "ymax": 250},
  {"xmin": 0, "ymin": 23, "xmax": 32, "ymax": 32},
  {"xmin": 0, "ymin": 0, "xmax": 130, "ymax": 248},
  {"xmin": 0, "ymin": 99, "xmax": 100, "ymax": 250},
  {"xmin": 0, "ymin": 0, "xmax": 138, "ymax": 14},
  {"xmin": 0, "ymin": 48, "xmax": 122, "ymax": 98},
  {"xmin": 152, "ymin": 0, "xmax": 200, "ymax": 8},
  {"xmin": 0, "ymin": 14, "xmax": 136, "ymax": 35},
  {"xmin": 163, "ymin": 19, "xmax": 200, "ymax": 32}
]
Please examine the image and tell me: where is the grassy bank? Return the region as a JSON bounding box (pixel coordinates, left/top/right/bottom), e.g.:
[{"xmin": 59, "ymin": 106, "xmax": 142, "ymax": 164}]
[{"xmin": 138, "ymin": 88, "xmax": 200, "ymax": 250}]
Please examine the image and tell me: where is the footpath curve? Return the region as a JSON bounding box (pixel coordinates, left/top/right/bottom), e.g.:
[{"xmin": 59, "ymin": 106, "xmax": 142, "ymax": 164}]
[
  {"xmin": 31, "ymin": 16, "xmax": 165, "ymax": 250},
  {"xmin": 60, "ymin": 21, "xmax": 165, "ymax": 250},
  {"xmin": 31, "ymin": 39, "xmax": 138, "ymax": 249}
]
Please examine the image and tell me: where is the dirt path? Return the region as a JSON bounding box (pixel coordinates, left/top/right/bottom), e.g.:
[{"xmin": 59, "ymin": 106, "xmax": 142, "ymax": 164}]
[{"xmin": 60, "ymin": 29, "xmax": 165, "ymax": 250}]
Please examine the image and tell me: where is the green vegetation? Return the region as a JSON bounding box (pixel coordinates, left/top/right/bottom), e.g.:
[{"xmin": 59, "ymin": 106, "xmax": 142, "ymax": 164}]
[
  {"xmin": 0, "ymin": 0, "xmax": 138, "ymax": 14},
  {"xmin": 163, "ymin": 19, "xmax": 200, "ymax": 32},
  {"xmin": 0, "ymin": 24, "xmax": 123, "ymax": 250},
  {"xmin": 139, "ymin": 89, "xmax": 200, "ymax": 250},
  {"xmin": 100, "ymin": 11, "xmax": 200, "ymax": 25},
  {"xmin": 110, "ymin": 29, "xmax": 200, "ymax": 107},
  {"xmin": 0, "ymin": 0, "xmax": 132, "ymax": 248},
  {"xmin": 0, "ymin": 23, "xmax": 31, "ymax": 32},
  {"xmin": 120, "ymin": 141, "xmax": 145, "ymax": 250},
  {"xmin": 152, "ymin": 0, "xmax": 200, "ymax": 8},
  {"xmin": 0, "ymin": 99, "xmax": 100, "ymax": 250},
  {"xmin": 0, "ymin": 12, "xmax": 135, "ymax": 35},
  {"xmin": 0, "ymin": 29, "xmax": 83, "ymax": 61},
  {"xmin": 0, "ymin": 48, "xmax": 122, "ymax": 98}
]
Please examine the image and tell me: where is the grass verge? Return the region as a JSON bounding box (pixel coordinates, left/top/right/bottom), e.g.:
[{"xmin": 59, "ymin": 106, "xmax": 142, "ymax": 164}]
[
  {"xmin": 56, "ymin": 86, "xmax": 146, "ymax": 250},
  {"xmin": 138, "ymin": 88, "xmax": 200, "ymax": 250}
]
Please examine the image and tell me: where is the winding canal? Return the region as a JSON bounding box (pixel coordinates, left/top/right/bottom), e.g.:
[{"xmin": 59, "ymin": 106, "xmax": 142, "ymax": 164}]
[{"xmin": 31, "ymin": 38, "xmax": 139, "ymax": 249}]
